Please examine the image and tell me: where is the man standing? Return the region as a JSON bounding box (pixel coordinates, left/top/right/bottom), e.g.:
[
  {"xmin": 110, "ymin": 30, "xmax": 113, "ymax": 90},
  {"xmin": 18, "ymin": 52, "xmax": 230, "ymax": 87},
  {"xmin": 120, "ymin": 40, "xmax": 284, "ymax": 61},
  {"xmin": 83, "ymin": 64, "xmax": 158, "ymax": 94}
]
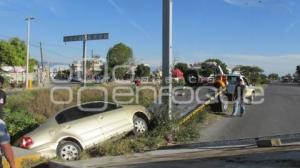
[
  {"xmin": 0, "ymin": 120, "xmax": 15, "ymax": 168},
  {"xmin": 0, "ymin": 76, "xmax": 15, "ymax": 168},
  {"xmin": 232, "ymin": 77, "xmax": 246, "ymax": 117}
]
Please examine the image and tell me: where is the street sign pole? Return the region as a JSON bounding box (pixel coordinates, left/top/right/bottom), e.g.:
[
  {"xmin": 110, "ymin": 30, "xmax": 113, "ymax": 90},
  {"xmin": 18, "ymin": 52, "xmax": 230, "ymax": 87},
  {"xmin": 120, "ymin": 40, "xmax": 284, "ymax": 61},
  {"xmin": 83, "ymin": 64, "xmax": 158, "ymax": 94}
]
[
  {"xmin": 162, "ymin": 0, "xmax": 173, "ymax": 120},
  {"xmin": 83, "ymin": 35, "xmax": 87, "ymax": 87},
  {"xmin": 63, "ymin": 33, "xmax": 109, "ymax": 86}
]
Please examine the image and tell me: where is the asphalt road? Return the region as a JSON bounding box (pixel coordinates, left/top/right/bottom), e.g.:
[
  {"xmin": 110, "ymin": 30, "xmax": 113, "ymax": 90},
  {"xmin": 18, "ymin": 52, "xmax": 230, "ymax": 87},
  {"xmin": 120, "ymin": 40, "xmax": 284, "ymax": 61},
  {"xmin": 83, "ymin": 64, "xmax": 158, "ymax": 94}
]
[
  {"xmin": 200, "ymin": 82, "xmax": 300, "ymax": 142},
  {"xmin": 53, "ymin": 144, "xmax": 300, "ymax": 168}
]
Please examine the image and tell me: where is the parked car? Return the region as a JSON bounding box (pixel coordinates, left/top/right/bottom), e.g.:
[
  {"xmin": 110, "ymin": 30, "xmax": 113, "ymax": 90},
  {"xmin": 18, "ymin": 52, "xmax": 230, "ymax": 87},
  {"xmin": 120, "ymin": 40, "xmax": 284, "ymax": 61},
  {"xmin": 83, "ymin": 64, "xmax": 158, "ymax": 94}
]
[
  {"xmin": 294, "ymin": 77, "xmax": 300, "ymax": 83},
  {"xmin": 185, "ymin": 62, "xmax": 228, "ymax": 88},
  {"xmin": 282, "ymin": 77, "xmax": 291, "ymax": 83},
  {"xmin": 70, "ymin": 76, "xmax": 82, "ymax": 83},
  {"xmin": 19, "ymin": 101, "xmax": 151, "ymax": 161},
  {"xmin": 226, "ymin": 74, "xmax": 256, "ymax": 104}
]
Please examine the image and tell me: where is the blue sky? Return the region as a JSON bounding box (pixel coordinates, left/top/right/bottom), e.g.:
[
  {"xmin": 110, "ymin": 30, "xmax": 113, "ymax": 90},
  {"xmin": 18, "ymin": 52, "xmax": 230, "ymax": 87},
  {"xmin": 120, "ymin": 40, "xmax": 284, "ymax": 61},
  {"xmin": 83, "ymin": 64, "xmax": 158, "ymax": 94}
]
[{"xmin": 1, "ymin": 0, "xmax": 300, "ymax": 75}]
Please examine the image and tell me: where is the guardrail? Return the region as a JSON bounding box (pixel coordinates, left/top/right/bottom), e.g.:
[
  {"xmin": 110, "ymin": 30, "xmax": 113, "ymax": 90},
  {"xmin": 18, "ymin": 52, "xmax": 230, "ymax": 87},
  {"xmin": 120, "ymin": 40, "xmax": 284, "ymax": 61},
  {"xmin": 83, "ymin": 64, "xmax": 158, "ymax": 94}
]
[{"xmin": 179, "ymin": 88, "xmax": 224, "ymax": 125}]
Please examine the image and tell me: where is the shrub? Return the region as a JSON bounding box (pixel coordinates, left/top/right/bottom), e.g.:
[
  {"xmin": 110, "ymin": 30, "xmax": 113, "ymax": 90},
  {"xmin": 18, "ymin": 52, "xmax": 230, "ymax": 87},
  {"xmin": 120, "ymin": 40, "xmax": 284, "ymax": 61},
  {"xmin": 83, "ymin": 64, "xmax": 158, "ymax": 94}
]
[
  {"xmin": 85, "ymin": 108, "xmax": 209, "ymax": 158},
  {"xmin": 3, "ymin": 108, "xmax": 38, "ymax": 142}
]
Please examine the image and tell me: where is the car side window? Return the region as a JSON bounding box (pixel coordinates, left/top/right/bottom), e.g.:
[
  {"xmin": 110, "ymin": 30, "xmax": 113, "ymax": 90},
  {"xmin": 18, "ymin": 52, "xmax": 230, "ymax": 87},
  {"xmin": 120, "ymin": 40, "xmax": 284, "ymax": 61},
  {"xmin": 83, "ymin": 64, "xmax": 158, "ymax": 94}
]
[
  {"xmin": 55, "ymin": 107, "xmax": 88, "ymax": 124},
  {"xmin": 55, "ymin": 102, "xmax": 119, "ymax": 124}
]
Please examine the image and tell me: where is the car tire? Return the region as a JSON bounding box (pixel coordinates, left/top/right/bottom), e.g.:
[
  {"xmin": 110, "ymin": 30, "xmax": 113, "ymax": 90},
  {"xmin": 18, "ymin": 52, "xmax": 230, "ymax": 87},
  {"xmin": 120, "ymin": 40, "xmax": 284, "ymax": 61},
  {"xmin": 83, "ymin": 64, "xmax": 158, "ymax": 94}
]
[
  {"xmin": 211, "ymin": 95, "xmax": 228, "ymax": 113},
  {"xmin": 218, "ymin": 100, "xmax": 228, "ymax": 113},
  {"xmin": 133, "ymin": 116, "xmax": 148, "ymax": 135},
  {"xmin": 57, "ymin": 141, "xmax": 81, "ymax": 161}
]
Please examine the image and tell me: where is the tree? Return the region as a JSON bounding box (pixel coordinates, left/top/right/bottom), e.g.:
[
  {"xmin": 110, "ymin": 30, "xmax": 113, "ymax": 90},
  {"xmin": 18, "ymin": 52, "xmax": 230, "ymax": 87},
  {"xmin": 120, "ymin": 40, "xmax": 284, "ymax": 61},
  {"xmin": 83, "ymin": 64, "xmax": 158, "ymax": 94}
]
[
  {"xmin": 234, "ymin": 65, "xmax": 265, "ymax": 84},
  {"xmin": 0, "ymin": 38, "xmax": 37, "ymax": 72},
  {"xmin": 107, "ymin": 43, "xmax": 133, "ymax": 79},
  {"xmin": 29, "ymin": 58, "xmax": 38, "ymax": 72},
  {"xmin": 0, "ymin": 38, "xmax": 26, "ymax": 66},
  {"xmin": 205, "ymin": 58, "xmax": 229, "ymax": 74},
  {"xmin": 268, "ymin": 73, "xmax": 279, "ymax": 80},
  {"xmin": 174, "ymin": 62, "xmax": 188, "ymax": 74},
  {"xmin": 55, "ymin": 70, "xmax": 70, "ymax": 80},
  {"xmin": 296, "ymin": 65, "xmax": 300, "ymax": 76},
  {"xmin": 135, "ymin": 64, "xmax": 150, "ymax": 78},
  {"xmin": 8, "ymin": 37, "xmax": 26, "ymax": 66}
]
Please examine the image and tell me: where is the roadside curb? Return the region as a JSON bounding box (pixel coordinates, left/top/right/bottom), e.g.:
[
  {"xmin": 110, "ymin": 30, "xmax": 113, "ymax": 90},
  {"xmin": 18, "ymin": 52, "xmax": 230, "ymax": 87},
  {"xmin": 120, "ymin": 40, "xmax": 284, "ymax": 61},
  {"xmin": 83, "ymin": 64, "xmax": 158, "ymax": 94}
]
[
  {"xmin": 179, "ymin": 89, "xmax": 224, "ymax": 125},
  {"xmin": 3, "ymin": 153, "xmax": 41, "ymax": 168},
  {"xmin": 159, "ymin": 133, "xmax": 300, "ymax": 151}
]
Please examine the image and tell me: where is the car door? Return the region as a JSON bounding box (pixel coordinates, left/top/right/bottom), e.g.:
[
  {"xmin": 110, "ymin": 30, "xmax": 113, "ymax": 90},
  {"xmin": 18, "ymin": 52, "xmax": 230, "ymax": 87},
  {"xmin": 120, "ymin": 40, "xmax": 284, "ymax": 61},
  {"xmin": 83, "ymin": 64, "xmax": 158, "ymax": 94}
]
[
  {"xmin": 242, "ymin": 77, "xmax": 252, "ymax": 97},
  {"xmin": 97, "ymin": 104, "xmax": 132, "ymax": 140},
  {"xmin": 56, "ymin": 106, "xmax": 105, "ymax": 147}
]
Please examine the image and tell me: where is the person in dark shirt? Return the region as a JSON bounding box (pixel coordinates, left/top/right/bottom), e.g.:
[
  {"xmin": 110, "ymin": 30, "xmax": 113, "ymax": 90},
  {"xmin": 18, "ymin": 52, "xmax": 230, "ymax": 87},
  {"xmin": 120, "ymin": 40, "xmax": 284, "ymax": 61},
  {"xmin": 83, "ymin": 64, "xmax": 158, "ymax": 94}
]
[
  {"xmin": 0, "ymin": 76, "xmax": 15, "ymax": 168},
  {"xmin": 0, "ymin": 76, "xmax": 6, "ymax": 119}
]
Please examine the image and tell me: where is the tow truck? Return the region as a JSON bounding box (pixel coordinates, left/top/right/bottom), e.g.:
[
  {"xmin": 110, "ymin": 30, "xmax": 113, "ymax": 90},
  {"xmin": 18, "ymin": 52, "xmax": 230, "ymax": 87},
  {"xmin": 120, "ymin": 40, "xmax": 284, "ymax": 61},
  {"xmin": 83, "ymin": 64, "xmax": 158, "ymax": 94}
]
[
  {"xmin": 185, "ymin": 62, "xmax": 228, "ymax": 89},
  {"xmin": 185, "ymin": 62, "xmax": 229, "ymax": 112}
]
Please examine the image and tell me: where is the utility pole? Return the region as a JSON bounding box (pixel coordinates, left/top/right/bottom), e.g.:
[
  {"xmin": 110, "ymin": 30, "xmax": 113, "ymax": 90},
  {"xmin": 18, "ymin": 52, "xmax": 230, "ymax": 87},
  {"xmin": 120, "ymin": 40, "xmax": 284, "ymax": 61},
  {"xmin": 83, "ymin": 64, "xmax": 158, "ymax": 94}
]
[
  {"xmin": 25, "ymin": 17, "xmax": 35, "ymax": 89},
  {"xmin": 162, "ymin": 0, "xmax": 173, "ymax": 120},
  {"xmin": 39, "ymin": 42, "xmax": 44, "ymax": 87},
  {"xmin": 83, "ymin": 34, "xmax": 87, "ymax": 87},
  {"xmin": 40, "ymin": 42, "xmax": 44, "ymax": 71},
  {"xmin": 91, "ymin": 49, "xmax": 95, "ymax": 77}
]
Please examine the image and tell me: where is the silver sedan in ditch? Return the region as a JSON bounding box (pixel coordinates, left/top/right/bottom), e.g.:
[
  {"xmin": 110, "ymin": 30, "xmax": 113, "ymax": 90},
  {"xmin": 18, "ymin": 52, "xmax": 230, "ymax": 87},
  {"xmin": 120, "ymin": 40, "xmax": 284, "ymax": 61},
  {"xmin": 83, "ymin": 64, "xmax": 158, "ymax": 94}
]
[{"xmin": 19, "ymin": 101, "xmax": 151, "ymax": 161}]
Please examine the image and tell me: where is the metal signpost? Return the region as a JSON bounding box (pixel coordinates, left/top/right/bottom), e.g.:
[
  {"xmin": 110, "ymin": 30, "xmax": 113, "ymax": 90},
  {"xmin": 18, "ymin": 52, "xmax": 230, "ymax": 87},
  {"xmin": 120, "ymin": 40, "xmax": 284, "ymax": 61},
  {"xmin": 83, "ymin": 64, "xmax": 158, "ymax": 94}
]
[
  {"xmin": 63, "ymin": 33, "xmax": 109, "ymax": 86},
  {"xmin": 162, "ymin": 0, "xmax": 173, "ymax": 120}
]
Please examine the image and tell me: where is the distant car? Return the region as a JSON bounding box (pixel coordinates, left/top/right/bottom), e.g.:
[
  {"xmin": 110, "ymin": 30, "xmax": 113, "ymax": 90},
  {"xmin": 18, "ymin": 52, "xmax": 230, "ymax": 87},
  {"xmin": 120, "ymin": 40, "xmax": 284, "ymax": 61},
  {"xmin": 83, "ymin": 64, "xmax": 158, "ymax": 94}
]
[
  {"xmin": 19, "ymin": 102, "xmax": 151, "ymax": 161},
  {"xmin": 294, "ymin": 77, "xmax": 300, "ymax": 83},
  {"xmin": 226, "ymin": 74, "xmax": 256, "ymax": 104},
  {"xmin": 70, "ymin": 76, "xmax": 82, "ymax": 83},
  {"xmin": 282, "ymin": 77, "xmax": 290, "ymax": 83}
]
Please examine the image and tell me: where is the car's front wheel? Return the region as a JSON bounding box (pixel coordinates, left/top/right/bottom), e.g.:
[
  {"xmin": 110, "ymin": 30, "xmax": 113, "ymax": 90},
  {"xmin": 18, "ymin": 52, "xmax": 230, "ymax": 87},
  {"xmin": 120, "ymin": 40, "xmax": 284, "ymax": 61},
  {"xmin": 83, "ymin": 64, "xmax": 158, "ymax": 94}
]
[
  {"xmin": 133, "ymin": 116, "xmax": 148, "ymax": 135},
  {"xmin": 57, "ymin": 141, "xmax": 81, "ymax": 161}
]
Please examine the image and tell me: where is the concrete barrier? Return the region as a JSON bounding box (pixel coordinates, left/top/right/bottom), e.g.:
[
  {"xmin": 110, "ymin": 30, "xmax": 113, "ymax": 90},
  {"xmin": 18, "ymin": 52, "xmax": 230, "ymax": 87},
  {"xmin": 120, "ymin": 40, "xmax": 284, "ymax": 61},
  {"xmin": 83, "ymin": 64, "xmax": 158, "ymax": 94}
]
[
  {"xmin": 2, "ymin": 147, "xmax": 40, "ymax": 168},
  {"xmin": 179, "ymin": 89, "xmax": 224, "ymax": 125},
  {"xmin": 256, "ymin": 138, "xmax": 282, "ymax": 148}
]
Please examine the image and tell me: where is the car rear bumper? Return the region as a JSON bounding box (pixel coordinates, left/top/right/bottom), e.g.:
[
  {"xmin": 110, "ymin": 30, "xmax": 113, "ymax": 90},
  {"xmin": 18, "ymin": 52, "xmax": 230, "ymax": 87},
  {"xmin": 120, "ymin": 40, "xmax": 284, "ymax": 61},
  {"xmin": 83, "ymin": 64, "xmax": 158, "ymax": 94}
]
[{"xmin": 29, "ymin": 142, "xmax": 58, "ymax": 158}]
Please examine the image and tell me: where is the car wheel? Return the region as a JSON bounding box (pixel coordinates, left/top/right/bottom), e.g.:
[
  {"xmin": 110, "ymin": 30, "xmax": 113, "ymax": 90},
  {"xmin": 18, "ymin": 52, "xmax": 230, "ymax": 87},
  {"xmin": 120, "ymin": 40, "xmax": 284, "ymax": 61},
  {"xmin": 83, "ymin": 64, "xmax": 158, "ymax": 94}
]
[
  {"xmin": 212, "ymin": 95, "xmax": 228, "ymax": 113},
  {"xmin": 216, "ymin": 100, "xmax": 228, "ymax": 113},
  {"xmin": 57, "ymin": 141, "xmax": 81, "ymax": 161},
  {"xmin": 133, "ymin": 116, "xmax": 148, "ymax": 135}
]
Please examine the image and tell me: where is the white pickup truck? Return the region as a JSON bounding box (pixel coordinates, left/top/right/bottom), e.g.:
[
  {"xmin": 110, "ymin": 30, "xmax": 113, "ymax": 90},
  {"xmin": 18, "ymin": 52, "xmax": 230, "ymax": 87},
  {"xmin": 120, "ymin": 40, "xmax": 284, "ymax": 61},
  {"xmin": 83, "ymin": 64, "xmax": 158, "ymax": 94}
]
[{"xmin": 226, "ymin": 74, "xmax": 256, "ymax": 104}]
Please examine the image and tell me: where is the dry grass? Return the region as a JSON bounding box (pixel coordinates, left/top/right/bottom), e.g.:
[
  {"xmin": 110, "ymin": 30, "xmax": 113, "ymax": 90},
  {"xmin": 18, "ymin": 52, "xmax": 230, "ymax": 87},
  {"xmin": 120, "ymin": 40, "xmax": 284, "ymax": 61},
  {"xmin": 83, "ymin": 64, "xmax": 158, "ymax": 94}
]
[{"xmin": 5, "ymin": 84, "xmax": 157, "ymax": 141}]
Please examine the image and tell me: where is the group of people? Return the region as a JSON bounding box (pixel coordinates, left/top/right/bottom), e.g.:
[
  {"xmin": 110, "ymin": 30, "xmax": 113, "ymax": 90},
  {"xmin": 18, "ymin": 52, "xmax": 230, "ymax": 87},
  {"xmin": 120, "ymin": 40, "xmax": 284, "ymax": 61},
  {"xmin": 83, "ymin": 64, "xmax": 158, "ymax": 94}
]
[{"xmin": 0, "ymin": 76, "xmax": 15, "ymax": 168}]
